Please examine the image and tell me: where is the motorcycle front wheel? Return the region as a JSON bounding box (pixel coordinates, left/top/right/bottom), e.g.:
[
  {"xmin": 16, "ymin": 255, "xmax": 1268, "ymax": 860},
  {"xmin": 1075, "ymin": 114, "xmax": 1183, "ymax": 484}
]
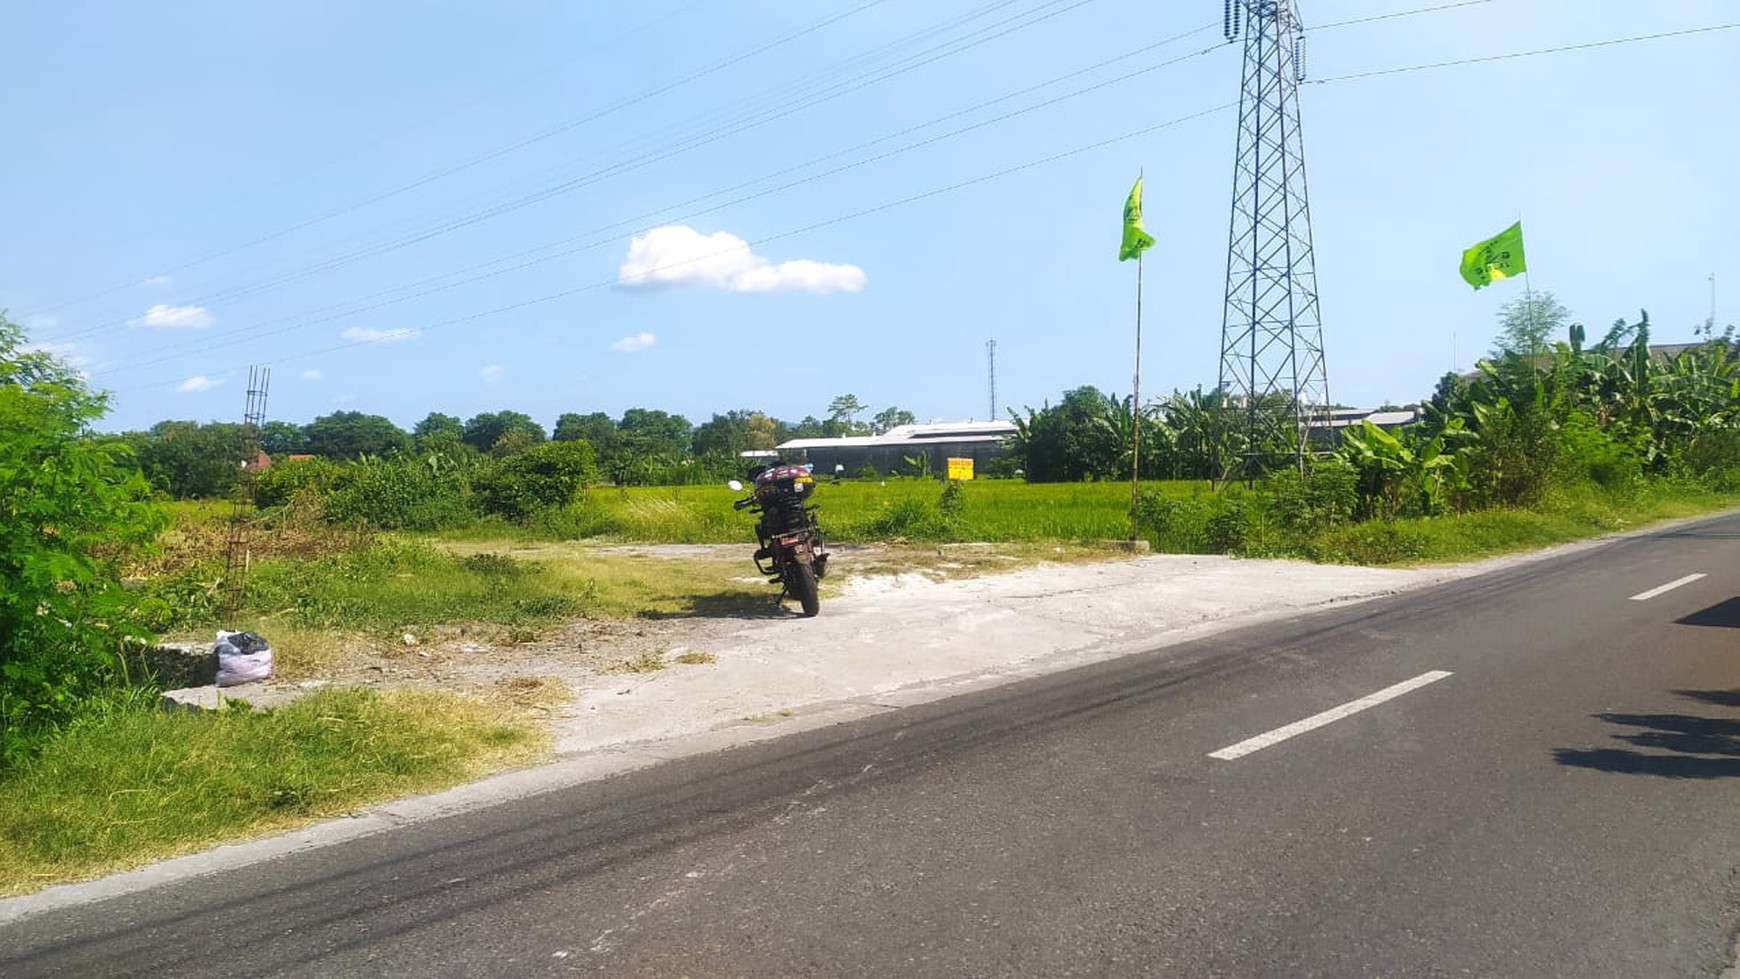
[{"xmin": 788, "ymin": 558, "xmax": 820, "ymax": 617}]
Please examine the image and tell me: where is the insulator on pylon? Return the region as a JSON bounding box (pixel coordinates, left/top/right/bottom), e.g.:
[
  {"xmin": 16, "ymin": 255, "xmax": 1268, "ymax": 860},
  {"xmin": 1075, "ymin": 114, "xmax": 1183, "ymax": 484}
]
[
  {"xmin": 1224, "ymin": 0, "xmax": 1241, "ymax": 40},
  {"xmin": 1294, "ymin": 35, "xmax": 1307, "ymax": 81}
]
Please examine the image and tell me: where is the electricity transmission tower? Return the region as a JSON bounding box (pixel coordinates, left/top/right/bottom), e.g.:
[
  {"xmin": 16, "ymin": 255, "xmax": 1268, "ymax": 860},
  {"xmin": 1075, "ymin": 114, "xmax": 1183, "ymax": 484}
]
[{"xmin": 1216, "ymin": 0, "xmax": 1329, "ymax": 479}]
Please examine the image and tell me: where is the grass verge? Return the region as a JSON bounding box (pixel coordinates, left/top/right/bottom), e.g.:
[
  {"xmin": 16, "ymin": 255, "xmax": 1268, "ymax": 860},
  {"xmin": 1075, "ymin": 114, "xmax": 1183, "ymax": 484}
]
[
  {"xmin": 0, "ymin": 687, "xmax": 549, "ymax": 897},
  {"xmin": 1297, "ymin": 481, "xmax": 1740, "ymax": 565}
]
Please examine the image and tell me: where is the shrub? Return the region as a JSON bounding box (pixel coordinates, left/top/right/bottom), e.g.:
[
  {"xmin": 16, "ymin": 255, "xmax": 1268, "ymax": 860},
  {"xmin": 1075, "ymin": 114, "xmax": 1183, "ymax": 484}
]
[
  {"xmin": 1683, "ymin": 428, "xmax": 1740, "ymax": 478},
  {"xmin": 1203, "ymin": 500, "xmax": 1249, "ymax": 553},
  {"xmin": 1556, "ymin": 411, "xmax": 1641, "ymax": 490},
  {"xmin": 0, "ymin": 318, "xmax": 165, "ymax": 767},
  {"xmin": 326, "ymin": 454, "xmax": 473, "ymax": 530},
  {"xmin": 1265, "ymin": 461, "xmax": 1358, "ymax": 535},
  {"xmin": 474, "ymin": 440, "xmax": 598, "ymax": 521},
  {"xmin": 858, "ymin": 497, "xmax": 945, "ymax": 540},
  {"xmin": 253, "ymin": 456, "xmax": 341, "ymax": 509},
  {"xmin": 938, "ymin": 479, "xmax": 966, "ymax": 525}
]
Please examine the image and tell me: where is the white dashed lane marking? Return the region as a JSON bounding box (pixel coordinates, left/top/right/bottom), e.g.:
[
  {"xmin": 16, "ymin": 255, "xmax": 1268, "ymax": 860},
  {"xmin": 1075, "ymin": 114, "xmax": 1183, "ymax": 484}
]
[
  {"xmin": 1629, "ymin": 573, "xmax": 1705, "ymax": 602},
  {"xmin": 1208, "ymin": 670, "xmax": 1455, "ymax": 761}
]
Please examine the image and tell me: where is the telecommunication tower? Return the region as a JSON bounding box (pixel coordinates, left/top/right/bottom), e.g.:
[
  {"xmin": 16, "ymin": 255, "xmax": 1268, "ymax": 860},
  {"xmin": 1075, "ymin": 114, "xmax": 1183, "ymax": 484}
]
[
  {"xmin": 1216, "ymin": 0, "xmax": 1329, "ymax": 478},
  {"xmin": 986, "ymin": 339, "xmax": 998, "ymax": 420}
]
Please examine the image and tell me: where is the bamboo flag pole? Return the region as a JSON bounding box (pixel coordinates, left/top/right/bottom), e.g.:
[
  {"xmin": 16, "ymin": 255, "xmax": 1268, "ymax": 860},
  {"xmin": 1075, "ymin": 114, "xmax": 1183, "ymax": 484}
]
[
  {"xmin": 1131, "ymin": 246, "xmax": 1143, "ymax": 531},
  {"xmin": 1119, "ymin": 172, "xmax": 1155, "ymax": 536}
]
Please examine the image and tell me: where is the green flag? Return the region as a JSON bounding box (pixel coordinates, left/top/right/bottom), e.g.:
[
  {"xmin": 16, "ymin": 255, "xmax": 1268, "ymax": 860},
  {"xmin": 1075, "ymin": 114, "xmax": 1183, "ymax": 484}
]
[
  {"xmin": 1119, "ymin": 176, "xmax": 1155, "ymax": 262},
  {"xmin": 1459, "ymin": 221, "xmax": 1527, "ymax": 289}
]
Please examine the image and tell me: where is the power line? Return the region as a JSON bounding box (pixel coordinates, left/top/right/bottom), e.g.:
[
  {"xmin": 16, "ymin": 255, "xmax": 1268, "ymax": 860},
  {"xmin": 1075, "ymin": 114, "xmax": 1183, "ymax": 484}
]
[
  {"xmin": 72, "ymin": 0, "xmax": 1537, "ymax": 368},
  {"xmin": 1311, "ymin": 0, "xmax": 1494, "ymax": 31},
  {"xmin": 19, "ymin": 0, "xmax": 896, "ymax": 319},
  {"xmin": 74, "ymin": 1, "xmax": 1727, "ymax": 401},
  {"xmin": 91, "ymin": 30, "xmax": 1228, "ymax": 377},
  {"xmin": 111, "ymin": 102, "xmax": 1237, "ymax": 398},
  {"xmin": 42, "ymin": 0, "xmax": 1092, "ymax": 342},
  {"xmin": 94, "ymin": 0, "xmax": 1676, "ymax": 381},
  {"xmin": 11, "ymin": 0, "xmax": 719, "ymax": 286},
  {"xmin": 1308, "ymin": 20, "xmax": 1739, "ymax": 84}
]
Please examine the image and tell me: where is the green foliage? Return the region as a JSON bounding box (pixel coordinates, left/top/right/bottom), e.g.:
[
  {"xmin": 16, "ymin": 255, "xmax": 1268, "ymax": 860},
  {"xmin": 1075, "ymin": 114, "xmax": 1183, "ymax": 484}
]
[
  {"xmin": 1265, "ymin": 460, "xmax": 1359, "ymax": 536},
  {"xmin": 937, "ymin": 479, "xmax": 966, "ymax": 526},
  {"xmin": 127, "ymin": 420, "xmax": 248, "ymax": 499},
  {"xmin": 1132, "ymin": 488, "xmax": 1255, "ymax": 554},
  {"xmin": 462, "ymin": 410, "xmax": 545, "ymax": 454},
  {"xmin": 258, "ymin": 420, "xmax": 307, "ymax": 456},
  {"xmin": 0, "ymin": 687, "xmax": 542, "ymax": 893},
  {"xmin": 238, "ymin": 542, "xmax": 583, "ymax": 632},
  {"xmin": 1334, "ymin": 418, "xmax": 1464, "ymax": 519},
  {"xmin": 473, "ymin": 439, "xmax": 598, "ymax": 521},
  {"xmin": 857, "ymin": 497, "xmax": 946, "ymax": 539},
  {"xmin": 872, "ymin": 406, "xmax": 916, "ymax": 434},
  {"xmin": 252, "ymin": 455, "xmax": 342, "ymax": 509},
  {"xmin": 412, "ymin": 411, "xmax": 464, "ymax": 444},
  {"xmin": 1008, "ymin": 386, "xmax": 1125, "ymax": 482},
  {"xmin": 692, "ymin": 409, "xmax": 784, "ymax": 458},
  {"xmin": 553, "ymin": 411, "xmax": 616, "ymax": 446},
  {"xmin": 1490, "ymin": 291, "xmax": 1571, "ymax": 358},
  {"xmin": 0, "ymin": 317, "xmax": 166, "ymax": 767},
  {"xmin": 1307, "ymin": 519, "xmax": 1431, "ymax": 565},
  {"xmin": 302, "ymin": 411, "xmax": 410, "ymax": 460},
  {"xmin": 326, "ymin": 453, "xmax": 475, "ymax": 530},
  {"xmin": 1554, "ymin": 410, "xmax": 1641, "ymax": 489},
  {"xmin": 827, "ymin": 393, "xmax": 868, "ymax": 434}
]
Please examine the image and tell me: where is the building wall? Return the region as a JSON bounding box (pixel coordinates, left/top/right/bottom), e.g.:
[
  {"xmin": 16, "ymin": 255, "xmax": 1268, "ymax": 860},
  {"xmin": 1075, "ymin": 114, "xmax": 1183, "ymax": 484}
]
[{"xmin": 788, "ymin": 440, "xmax": 1007, "ymax": 477}]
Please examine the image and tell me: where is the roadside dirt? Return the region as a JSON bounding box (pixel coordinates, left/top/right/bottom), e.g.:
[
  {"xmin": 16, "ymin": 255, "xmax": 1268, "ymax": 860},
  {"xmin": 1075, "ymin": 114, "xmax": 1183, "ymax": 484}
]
[
  {"xmin": 258, "ymin": 541, "xmax": 1481, "ymax": 755},
  {"xmin": 281, "ymin": 542, "xmax": 1144, "ymax": 696}
]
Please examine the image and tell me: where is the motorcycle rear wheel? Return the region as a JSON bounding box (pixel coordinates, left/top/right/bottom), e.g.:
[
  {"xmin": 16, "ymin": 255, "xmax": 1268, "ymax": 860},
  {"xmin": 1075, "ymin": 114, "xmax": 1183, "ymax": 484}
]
[{"xmin": 789, "ymin": 559, "xmax": 820, "ymax": 617}]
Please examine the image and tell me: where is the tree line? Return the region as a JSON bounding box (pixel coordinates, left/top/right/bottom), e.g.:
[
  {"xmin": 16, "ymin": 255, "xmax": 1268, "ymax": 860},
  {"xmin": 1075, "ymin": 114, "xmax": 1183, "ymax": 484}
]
[{"xmin": 121, "ymin": 395, "xmax": 920, "ymax": 500}]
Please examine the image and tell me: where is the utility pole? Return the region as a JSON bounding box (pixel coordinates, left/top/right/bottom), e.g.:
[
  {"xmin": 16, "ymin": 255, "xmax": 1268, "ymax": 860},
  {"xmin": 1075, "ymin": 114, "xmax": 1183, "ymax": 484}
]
[{"xmin": 1216, "ymin": 0, "xmax": 1329, "ymax": 481}]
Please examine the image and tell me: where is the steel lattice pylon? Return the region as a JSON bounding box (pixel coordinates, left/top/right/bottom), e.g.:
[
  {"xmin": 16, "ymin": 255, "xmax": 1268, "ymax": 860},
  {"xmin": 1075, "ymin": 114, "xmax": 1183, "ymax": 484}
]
[{"xmin": 1216, "ymin": 0, "xmax": 1328, "ymax": 480}]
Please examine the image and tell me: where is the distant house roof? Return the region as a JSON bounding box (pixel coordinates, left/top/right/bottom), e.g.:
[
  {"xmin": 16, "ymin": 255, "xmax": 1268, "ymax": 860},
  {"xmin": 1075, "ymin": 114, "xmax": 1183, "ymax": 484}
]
[
  {"xmin": 1316, "ymin": 408, "xmax": 1419, "ymax": 430},
  {"xmin": 777, "ymin": 420, "xmax": 1016, "ymax": 451}
]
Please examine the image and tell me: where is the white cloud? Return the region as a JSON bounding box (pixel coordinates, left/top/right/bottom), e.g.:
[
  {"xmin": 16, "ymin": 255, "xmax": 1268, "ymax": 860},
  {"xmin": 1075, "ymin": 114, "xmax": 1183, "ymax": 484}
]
[
  {"xmin": 175, "ymin": 374, "xmax": 219, "ymax": 393},
  {"xmin": 732, "ymin": 258, "xmax": 867, "ymax": 294},
  {"xmin": 611, "ymin": 332, "xmax": 657, "ymax": 353},
  {"xmin": 301, "ymin": 369, "xmax": 322, "ymax": 382},
  {"xmin": 134, "ymin": 304, "xmax": 214, "ymax": 329},
  {"xmin": 143, "ymin": 275, "xmax": 173, "ymax": 287},
  {"xmin": 617, "ymin": 225, "xmax": 865, "ymax": 294},
  {"xmin": 341, "ymin": 326, "xmax": 419, "ymax": 343},
  {"xmin": 479, "ymin": 364, "xmax": 504, "ymax": 383}
]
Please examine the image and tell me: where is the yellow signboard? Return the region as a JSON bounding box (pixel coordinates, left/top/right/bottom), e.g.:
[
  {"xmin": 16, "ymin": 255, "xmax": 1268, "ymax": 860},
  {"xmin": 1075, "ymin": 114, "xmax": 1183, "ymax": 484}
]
[{"xmin": 946, "ymin": 457, "xmax": 974, "ymax": 481}]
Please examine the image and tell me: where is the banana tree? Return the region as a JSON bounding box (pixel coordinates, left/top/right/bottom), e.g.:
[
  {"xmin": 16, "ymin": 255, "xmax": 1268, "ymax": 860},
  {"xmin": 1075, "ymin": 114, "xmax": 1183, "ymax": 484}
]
[{"xmin": 1334, "ymin": 418, "xmax": 1465, "ymax": 518}]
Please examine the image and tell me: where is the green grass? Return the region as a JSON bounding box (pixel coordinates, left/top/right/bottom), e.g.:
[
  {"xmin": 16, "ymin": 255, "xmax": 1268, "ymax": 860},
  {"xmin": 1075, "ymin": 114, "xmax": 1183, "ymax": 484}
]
[
  {"xmin": 0, "ymin": 687, "xmax": 547, "ymax": 896},
  {"xmin": 449, "ymin": 478, "xmax": 1215, "ymax": 546},
  {"xmin": 1298, "ymin": 480, "xmax": 1740, "ymax": 566}
]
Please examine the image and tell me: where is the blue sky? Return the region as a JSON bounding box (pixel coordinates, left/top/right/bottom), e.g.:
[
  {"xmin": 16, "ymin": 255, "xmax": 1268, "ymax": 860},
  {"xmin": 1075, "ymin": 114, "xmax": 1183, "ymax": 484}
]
[{"xmin": 3, "ymin": 0, "xmax": 1736, "ymax": 433}]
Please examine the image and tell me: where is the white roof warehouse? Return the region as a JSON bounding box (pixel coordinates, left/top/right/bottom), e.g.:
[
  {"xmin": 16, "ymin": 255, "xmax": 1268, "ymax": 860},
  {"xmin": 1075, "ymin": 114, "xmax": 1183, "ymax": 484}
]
[{"xmin": 774, "ymin": 421, "xmax": 1016, "ymax": 476}]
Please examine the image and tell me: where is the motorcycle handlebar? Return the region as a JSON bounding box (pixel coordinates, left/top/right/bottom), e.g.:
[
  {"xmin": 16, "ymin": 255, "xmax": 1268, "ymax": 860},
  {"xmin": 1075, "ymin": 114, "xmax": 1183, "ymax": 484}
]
[{"xmin": 732, "ymin": 497, "xmax": 756, "ymax": 511}]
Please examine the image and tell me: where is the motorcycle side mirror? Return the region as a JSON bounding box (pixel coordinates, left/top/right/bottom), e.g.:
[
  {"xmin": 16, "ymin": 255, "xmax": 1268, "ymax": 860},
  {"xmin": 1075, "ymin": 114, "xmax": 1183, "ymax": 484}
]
[{"xmin": 727, "ymin": 480, "xmax": 744, "ymax": 492}]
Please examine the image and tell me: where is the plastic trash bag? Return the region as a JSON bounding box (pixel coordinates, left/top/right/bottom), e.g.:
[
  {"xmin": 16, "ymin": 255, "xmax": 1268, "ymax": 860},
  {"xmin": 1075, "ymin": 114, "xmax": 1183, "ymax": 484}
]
[{"xmin": 215, "ymin": 630, "xmax": 273, "ymax": 687}]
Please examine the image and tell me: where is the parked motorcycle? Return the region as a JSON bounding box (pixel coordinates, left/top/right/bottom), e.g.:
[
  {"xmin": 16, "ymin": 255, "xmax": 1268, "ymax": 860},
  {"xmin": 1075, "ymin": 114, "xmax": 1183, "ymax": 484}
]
[{"xmin": 728, "ymin": 464, "xmax": 830, "ymax": 617}]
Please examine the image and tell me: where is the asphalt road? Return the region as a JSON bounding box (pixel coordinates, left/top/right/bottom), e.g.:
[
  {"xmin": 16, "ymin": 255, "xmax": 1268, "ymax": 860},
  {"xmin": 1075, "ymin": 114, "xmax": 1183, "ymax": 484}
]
[{"xmin": 6, "ymin": 514, "xmax": 1740, "ymax": 977}]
